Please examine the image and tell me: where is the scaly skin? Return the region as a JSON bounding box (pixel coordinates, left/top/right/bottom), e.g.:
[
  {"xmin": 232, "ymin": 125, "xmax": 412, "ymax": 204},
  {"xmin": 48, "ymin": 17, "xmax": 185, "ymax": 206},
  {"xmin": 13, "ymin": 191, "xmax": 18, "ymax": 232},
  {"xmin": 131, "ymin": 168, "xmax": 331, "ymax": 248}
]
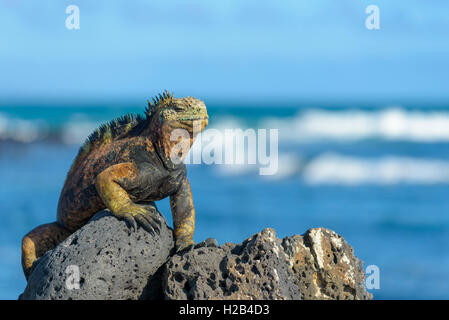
[{"xmin": 21, "ymin": 91, "xmax": 208, "ymax": 279}]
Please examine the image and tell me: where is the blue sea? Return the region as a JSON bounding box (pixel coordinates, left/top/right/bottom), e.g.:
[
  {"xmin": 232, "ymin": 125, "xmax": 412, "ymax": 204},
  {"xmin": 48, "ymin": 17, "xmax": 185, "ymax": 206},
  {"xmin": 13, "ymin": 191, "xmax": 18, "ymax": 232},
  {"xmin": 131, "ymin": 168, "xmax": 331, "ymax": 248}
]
[{"xmin": 1, "ymin": 103, "xmax": 449, "ymax": 299}]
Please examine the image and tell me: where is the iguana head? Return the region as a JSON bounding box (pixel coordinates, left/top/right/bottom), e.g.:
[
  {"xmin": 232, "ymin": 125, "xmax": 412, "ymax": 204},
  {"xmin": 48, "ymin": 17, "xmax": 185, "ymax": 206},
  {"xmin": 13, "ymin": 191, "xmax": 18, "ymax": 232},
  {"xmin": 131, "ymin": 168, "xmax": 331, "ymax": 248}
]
[{"xmin": 146, "ymin": 91, "xmax": 208, "ymax": 167}]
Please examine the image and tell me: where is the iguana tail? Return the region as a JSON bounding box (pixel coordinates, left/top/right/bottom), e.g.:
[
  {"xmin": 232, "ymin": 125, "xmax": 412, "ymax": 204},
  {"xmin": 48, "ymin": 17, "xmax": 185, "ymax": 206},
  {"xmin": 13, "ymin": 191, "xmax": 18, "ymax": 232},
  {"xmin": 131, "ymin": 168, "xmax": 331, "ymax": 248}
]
[{"xmin": 21, "ymin": 222, "xmax": 71, "ymax": 280}]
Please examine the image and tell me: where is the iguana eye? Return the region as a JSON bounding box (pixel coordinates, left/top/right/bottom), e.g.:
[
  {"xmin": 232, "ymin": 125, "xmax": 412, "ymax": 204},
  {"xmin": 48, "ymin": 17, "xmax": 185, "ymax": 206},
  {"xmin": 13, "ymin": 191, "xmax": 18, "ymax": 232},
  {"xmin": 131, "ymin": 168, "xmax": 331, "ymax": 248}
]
[{"xmin": 173, "ymin": 105, "xmax": 184, "ymax": 111}]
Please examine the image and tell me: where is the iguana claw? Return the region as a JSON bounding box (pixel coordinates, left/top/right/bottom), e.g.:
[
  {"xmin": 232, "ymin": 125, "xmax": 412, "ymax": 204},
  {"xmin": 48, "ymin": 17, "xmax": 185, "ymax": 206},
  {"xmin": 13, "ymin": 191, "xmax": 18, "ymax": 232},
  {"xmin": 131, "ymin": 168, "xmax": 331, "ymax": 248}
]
[
  {"xmin": 175, "ymin": 239, "xmax": 195, "ymax": 253},
  {"xmin": 116, "ymin": 203, "xmax": 161, "ymax": 236},
  {"xmin": 123, "ymin": 214, "xmax": 137, "ymax": 232},
  {"xmin": 135, "ymin": 213, "xmax": 160, "ymax": 235}
]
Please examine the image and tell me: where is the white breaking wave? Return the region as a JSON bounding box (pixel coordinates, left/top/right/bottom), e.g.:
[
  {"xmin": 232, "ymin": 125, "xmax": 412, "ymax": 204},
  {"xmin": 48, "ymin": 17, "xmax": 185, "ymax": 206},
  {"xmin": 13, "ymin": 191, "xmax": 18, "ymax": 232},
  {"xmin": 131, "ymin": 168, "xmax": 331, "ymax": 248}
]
[
  {"xmin": 0, "ymin": 113, "xmax": 45, "ymax": 143},
  {"xmin": 303, "ymin": 153, "xmax": 449, "ymax": 185},
  {"xmin": 213, "ymin": 152, "xmax": 301, "ymax": 179},
  {"xmin": 262, "ymin": 108, "xmax": 449, "ymax": 143},
  {"xmin": 0, "ymin": 112, "xmax": 99, "ymax": 145}
]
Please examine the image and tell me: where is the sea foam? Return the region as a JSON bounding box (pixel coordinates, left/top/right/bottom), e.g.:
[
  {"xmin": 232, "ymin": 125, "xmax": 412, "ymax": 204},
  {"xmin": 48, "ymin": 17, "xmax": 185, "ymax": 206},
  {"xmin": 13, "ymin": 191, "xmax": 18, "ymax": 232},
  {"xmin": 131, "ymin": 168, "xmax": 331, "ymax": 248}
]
[
  {"xmin": 262, "ymin": 108, "xmax": 449, "ymax": 143},
  {"xmin": 303, "ymin": 153, "xmax": 449, "ymax": 185}
]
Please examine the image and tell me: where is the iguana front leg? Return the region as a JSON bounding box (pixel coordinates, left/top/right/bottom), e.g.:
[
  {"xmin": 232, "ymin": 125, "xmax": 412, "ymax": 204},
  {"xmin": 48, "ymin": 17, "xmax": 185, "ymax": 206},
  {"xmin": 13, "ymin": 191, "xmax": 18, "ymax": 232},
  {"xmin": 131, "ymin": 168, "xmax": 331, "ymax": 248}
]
[
  {"xmin": 95, "ymin": 163, "xmax": 161, "ymax": 234},
  {"xmin": 170, "ymin": 178, "xmax": 196, "ymax": 251}
]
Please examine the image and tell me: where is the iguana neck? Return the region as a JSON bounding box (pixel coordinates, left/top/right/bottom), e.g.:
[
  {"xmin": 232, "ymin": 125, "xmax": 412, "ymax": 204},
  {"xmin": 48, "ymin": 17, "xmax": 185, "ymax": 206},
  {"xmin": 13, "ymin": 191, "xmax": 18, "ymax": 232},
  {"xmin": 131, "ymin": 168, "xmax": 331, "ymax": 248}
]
[{"xmin": 149, "ymin": 126, "xmax": 192, "ymax": 171}]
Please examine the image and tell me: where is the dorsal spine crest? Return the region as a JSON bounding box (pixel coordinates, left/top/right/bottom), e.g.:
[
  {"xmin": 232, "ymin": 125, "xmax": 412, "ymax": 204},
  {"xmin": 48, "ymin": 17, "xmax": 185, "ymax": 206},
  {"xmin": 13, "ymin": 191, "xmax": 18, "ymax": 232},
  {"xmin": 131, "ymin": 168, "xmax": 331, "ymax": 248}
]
[{"xmin": 145, "ymin": 90, "xmax": 174, "ymax": 119}]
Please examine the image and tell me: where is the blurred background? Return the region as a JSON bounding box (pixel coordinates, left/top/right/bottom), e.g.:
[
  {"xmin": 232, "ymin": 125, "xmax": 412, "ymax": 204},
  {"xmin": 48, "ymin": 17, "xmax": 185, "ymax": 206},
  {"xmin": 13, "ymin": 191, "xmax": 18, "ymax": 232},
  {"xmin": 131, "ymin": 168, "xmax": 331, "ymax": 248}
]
[{"xmin": 1, "ymin": 0, "xmax": 449, "ymax": 299}]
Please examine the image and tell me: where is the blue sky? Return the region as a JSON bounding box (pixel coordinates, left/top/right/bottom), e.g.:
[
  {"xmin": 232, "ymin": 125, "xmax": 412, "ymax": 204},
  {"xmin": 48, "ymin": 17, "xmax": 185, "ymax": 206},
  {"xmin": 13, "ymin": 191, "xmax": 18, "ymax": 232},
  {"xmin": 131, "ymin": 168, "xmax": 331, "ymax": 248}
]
[{"xmin": 1, "ymin": 0, "xmax": 448, "ymax": 103}]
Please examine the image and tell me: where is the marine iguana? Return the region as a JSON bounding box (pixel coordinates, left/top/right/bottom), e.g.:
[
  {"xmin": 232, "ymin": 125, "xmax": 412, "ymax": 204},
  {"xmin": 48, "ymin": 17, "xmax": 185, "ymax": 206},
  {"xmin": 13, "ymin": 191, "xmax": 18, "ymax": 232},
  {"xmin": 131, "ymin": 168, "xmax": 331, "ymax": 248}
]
[{"xmin": 21, "ymin": 91, "xmax": 208, "ymax": 279}]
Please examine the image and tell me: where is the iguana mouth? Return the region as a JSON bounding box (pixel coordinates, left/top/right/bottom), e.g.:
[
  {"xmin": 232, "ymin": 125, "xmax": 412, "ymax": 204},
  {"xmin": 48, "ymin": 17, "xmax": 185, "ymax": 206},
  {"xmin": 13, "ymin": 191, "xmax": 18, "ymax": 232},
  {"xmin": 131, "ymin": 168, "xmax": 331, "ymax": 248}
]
[
  {"xmin": 178, "ymin": 118, "xmax": 209, "ymax": 127},
  {"xmin": 178, "ymin": 117, "xmax": 208, "ymax": 121},
  {"xmin": 178, "ymin": 118, "xmax": 208, "ymax": 131}
]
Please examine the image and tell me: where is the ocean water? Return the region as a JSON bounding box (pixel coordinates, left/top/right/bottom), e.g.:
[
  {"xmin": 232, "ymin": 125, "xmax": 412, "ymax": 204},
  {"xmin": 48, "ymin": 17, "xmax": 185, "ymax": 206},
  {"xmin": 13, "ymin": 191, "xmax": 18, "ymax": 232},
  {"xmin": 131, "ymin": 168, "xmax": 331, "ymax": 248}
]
[{"xmin": 1, "ymin": 104, "xmax": 449, "ymax": 299}]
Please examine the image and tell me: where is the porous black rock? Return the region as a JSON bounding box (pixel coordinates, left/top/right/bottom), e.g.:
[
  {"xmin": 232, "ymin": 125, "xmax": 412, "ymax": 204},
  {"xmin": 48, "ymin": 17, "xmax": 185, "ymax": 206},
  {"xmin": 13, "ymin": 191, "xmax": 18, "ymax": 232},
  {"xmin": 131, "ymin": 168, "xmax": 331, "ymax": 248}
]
[
  {"xmin": 163, "ymin": 228, "xmax": 302, "ymax": 299},
  {"xmin": 163, "ymin": 228, "xmax": 372, "ymax": 300},
  {"xmin": 21, "ymin": 210, "xmax": 174, "ymax": 300},
  {"xmin": 20, "ymin": 212, "xmax": 372, "ymax": 300}
]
